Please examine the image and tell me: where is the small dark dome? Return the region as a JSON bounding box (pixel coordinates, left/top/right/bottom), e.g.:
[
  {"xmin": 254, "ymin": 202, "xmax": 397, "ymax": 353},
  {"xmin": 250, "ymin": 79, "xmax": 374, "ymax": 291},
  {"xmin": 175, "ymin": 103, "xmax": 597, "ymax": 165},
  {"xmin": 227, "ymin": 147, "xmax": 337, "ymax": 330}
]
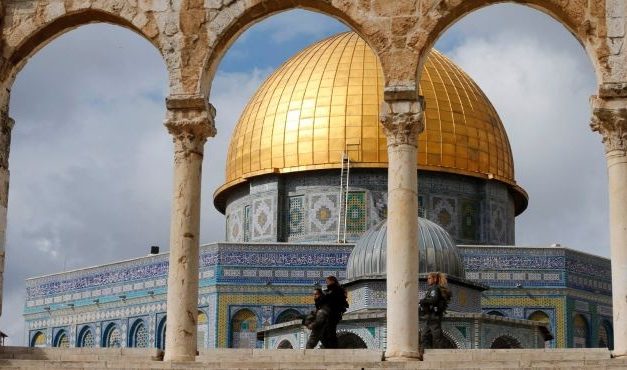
[{"xmin": 346, "ymin": 217, "xmax": 465, "ymax": 280}]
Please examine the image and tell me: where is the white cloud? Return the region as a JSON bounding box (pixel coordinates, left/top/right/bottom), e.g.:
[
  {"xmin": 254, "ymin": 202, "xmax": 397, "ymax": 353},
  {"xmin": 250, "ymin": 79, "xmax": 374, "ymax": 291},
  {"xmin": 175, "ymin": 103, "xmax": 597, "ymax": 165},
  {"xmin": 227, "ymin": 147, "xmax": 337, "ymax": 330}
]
[
  {"xmin": 445, "ymin": 27, "xmax": 606, "ymax": 254},
  {"xmin": 247, "ymin": 10, "xmax": 346, "ymax": 44},
  {"xmin": 202, "ymin": 68, "xmax": 271, "ymax": 242}
]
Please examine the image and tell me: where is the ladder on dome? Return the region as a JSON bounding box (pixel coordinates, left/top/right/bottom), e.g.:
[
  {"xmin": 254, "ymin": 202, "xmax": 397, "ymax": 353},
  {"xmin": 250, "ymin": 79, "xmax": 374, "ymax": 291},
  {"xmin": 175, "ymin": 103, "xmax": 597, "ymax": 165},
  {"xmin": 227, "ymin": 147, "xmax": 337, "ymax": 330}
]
[{"xmin": 337, "ymin": 152, "xmax": 350, "ymax": 243}]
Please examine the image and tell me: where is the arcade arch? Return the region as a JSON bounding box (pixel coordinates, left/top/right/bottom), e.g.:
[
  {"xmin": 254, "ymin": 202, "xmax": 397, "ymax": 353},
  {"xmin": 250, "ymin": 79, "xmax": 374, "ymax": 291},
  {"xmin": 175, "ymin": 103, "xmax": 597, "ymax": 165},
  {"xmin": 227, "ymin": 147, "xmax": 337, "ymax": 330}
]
[{"xmin": 0, "ymin": 0, "xmax": 624, "ymax": 362}]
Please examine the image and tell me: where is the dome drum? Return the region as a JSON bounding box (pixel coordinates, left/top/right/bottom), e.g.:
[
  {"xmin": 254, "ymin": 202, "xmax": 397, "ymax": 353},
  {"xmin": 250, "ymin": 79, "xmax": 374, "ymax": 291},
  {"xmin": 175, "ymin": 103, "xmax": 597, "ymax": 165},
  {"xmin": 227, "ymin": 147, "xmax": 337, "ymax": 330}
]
[{"xmin": 223, "ymin": 169, "xmax": 516, "ymax": 246}]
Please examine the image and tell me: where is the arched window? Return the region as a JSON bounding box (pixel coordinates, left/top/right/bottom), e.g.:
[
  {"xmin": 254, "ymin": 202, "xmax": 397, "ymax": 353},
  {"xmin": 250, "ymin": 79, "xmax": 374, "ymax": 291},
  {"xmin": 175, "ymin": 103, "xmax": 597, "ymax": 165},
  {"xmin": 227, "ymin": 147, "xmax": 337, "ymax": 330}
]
[
  {"xmin": 230, "ymin": 309, "xmax": 258, "ymax": 348},
  {"xmin": 598, "ymin": 320, "xmax": 613, "ymax": 350},
  {"xmin": 54, "ymin": 330, "xmax": 69, "ymax": 348},
  {"xmin": 197, "ymin": 311, "xmax": 208, "ymax": 349},
  {"xmin": 337, "ymin": 332, "xmax": 367, "ymax": 349},
  {"xmin": 129, "ymin": 320, "xmax": 149, "ymax": 348},
  {"xmin": 103, "ymin": 324, "xmax": 121, "ymax": 348},
  {"xmin": 156, "ymin": 316, "xmax": 166, "ymax": 350},
  {"xmin": 31, "ymin": 331, "xmax": 46, "ymax": 348},
  {"xmin": 277, "ymin": 339, "xmax": 293, "ymax": 349},
  {"xmin": 275, "ymin": 309, "xmax": 302, "ymax": 324},
  {"xmin": 78, "ymin": 327, "xmax": 96, "ymax": 348},
  {"xmin": 491, "ymin": 335, "xmax": 522, "ymax": 349},
  {"xmin": 573, "ymin": 314, "xmax": 589, "ymax": 348}
]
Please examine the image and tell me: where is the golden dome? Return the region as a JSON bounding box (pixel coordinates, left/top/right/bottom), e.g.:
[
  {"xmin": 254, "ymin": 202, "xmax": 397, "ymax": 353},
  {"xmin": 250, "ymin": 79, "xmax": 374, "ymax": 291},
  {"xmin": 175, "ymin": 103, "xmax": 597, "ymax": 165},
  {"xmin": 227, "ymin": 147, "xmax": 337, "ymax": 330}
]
[{"xmin": 215, "ymin": 32, "xmax": 527, "ymax": 214}]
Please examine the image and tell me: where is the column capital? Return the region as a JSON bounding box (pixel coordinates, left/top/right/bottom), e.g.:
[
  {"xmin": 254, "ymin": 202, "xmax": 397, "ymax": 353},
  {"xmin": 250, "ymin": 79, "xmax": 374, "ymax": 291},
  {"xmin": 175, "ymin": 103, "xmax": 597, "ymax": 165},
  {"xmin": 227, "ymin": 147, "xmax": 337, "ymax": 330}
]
[
  {"xmin": 590, "ymin": 97, "xmax": 627, "ymax": 155},
  {"xmin": 164, "ymin": 95, "xmax": 216, "ymax": 157},
  {"xmin": 379, "ymin": 96, "xmax": 424, "ymax": 147},
  {"xmin": 164, "ymin": 95, "xmax": 217, "ymax": 139}
]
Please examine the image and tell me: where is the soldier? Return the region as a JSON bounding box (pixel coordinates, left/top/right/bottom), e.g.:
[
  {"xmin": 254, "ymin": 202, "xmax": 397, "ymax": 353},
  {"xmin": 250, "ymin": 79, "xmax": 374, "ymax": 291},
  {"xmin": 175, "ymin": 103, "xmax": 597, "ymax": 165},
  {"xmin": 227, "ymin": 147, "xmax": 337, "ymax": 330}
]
[{"xmin": 419, "ymin": 272, "xmax": 451, "ymax": 351}]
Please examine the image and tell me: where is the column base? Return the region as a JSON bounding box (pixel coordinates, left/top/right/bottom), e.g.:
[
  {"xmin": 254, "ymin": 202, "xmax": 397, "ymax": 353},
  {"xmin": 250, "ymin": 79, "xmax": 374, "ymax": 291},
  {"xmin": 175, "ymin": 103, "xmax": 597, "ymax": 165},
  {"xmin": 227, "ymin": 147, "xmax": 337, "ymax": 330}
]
[
  {"xmin": 163, "ymin": 354, "xmax": 196, "ymax": 362},
  {"xmin": 385, "ymin": 350, "xmax": 422, "ymax": 361},
  {"xmin": 611, "ymin": 351, "xmax": 627, "ymax": 359}
]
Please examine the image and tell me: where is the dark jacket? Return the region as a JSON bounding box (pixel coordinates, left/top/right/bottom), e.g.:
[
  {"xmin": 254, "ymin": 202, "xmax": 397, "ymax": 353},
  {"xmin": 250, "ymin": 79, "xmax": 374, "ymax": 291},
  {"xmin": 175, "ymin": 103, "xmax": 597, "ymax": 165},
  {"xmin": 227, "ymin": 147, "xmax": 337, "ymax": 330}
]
[
  {"xmin": 420, "ymin": 285, "xmax": 449, "ymax": 317},
  {"xmin": 322, "ymin": 284, "xmax": 349, "ymax": 321}
]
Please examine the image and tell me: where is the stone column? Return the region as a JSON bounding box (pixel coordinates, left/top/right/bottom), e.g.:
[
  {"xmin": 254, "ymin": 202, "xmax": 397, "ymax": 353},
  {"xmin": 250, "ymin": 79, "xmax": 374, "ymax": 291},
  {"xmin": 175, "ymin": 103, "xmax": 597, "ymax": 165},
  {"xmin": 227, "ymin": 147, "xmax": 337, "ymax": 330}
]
[
  {"xmin": 590, "ymin": 95, "xmax": 627, "ymax": 357},
  {"xmin": 380, "ymin": 94, "xmax": 424, "ymax": 360},
  {"xmin": 0, "ymin": 111, "xmax": 13, "ymax": 317},
  {"xmin": 163, "ymin": 96, "xmax": 216, "ymax": 362}
]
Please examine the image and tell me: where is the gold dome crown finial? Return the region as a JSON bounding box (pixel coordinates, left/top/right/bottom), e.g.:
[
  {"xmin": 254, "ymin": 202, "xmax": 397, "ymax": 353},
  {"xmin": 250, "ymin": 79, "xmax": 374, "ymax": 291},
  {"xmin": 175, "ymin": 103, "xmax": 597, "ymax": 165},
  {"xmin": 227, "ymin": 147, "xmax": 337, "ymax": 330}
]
[{"xmin": 215, "ymin": 32, "xmax": 527, "ymax": 214}]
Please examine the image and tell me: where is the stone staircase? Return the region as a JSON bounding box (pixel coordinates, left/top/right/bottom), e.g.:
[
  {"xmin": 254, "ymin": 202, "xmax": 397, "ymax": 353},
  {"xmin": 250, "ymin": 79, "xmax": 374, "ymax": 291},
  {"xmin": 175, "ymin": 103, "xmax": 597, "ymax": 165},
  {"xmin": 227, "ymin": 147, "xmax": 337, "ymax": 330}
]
[{"xmin": 0, "ymin": 347, "xmax": 626, "ymax": 369}]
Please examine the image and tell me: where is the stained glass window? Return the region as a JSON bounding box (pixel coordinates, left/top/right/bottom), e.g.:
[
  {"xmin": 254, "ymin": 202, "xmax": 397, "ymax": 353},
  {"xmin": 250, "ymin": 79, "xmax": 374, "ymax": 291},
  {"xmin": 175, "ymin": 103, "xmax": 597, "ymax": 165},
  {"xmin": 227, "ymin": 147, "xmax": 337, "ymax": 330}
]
[
  {"xmin": 31, "ymin": 332, "xmax": 46, "ymax": 348},
  {"xmin": 106, "ymin": 327, "xmax": 121, "ymax": 348},
  {"xmin": 79, "ymin": 328, "xmax": 95, "ymax": 348},
  {"xmin": 244, "ymin": 205, "xmax": 251, "ymax": 242},
  {"xmin": 133, "ymin": 322, "xmax": 148, "ymax": 348},
  {"xmin": 346, "ymin": 192, "xmax": 366, "ymax": 233},
  {"xmin": 288, "ymin": 196, "xmax": 304, "ymax": 236},
  {"xmin": 57, "ymin": 333, "xmax": 69, "ymax": 348}
]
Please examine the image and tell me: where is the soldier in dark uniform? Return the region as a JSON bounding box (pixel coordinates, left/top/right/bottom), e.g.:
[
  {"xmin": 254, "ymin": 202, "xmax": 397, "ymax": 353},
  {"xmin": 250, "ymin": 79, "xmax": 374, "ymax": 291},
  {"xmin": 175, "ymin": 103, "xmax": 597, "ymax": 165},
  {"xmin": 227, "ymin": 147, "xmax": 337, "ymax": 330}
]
[
  {"xmin": 419, "ymin": 272, "xmax": 450, "ymax": 351},
  {"xmin": 305, "ymin": 276, "xmax": 349, "ymax": 349}
]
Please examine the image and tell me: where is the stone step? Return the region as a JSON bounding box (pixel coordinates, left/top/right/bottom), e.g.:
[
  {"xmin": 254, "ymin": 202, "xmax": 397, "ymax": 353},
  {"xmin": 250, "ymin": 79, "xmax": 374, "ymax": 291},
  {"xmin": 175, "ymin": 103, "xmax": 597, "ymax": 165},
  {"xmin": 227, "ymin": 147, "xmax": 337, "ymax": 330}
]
[
  {"xmin": 0, "ymin": 347, "xmax": 162, "ymax": 361},
  {"xmin": 0, "ymin": 348, "xmax": 624, "ymax": 369}
]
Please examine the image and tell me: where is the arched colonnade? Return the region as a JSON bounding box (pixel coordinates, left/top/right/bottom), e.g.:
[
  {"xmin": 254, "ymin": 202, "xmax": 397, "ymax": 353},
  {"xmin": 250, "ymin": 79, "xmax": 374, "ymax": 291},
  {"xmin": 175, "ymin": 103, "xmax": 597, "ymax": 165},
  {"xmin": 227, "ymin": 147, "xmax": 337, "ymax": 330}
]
[{"xmin": 0, "ymin": 0, "xmax": 625, "ymax": 362}]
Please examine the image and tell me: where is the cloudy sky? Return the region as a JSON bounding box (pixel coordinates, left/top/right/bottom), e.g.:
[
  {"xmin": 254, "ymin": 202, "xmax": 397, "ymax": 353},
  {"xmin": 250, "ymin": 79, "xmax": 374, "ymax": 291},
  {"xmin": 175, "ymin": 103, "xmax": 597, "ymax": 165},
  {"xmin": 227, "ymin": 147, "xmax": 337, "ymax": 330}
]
[{"xmin": 0, "ymin": 5, "xmax": 603, "ymax": 344}]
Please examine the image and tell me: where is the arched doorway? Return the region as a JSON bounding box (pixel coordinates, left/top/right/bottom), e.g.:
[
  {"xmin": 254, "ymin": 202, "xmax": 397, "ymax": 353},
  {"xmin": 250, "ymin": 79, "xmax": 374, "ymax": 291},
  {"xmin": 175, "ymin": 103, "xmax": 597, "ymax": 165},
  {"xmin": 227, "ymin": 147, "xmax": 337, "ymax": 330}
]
[
  {"xmin": 277, "ymin": 339, "xmax": 293, "ymax": 349},
  {"xmin": 528, "ymin": 310, "xmax": 552, "ymax": 347},
  {"xmin": 275, "ymin": 309, "xmax": 302, "ymax": 324},
  {"xmin": 337, "ymin": 332, "xmax": 367, "ymax": 349},
  {"xmin": 230, "ymin": 309, "xmax": 258, "ymax": 348},
  {"xmin": 573, "ymin": 314, "xmax": 590, "ymax": 348},
  {"xmin": 487, "ymin": 310, "xmax": 505, "ymax": 317},
  {"xmin": 491, "ymin": 335, "xmax": 522, "ymax": 349}
]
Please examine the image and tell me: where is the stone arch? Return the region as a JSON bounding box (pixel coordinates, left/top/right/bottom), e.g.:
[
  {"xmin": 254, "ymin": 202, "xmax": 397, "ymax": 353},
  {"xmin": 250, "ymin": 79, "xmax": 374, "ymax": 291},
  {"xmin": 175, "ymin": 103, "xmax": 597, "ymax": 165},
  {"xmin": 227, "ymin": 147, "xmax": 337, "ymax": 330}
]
[
  {"xmin": 414, "ymin": 1, "xmax": 604, "ymax": 86},
  {"xmin": 337, "ymin": 331, "xmax": 368, "ymax": 349},
  {"xmin": 275, "ymin": 308, "xmax": 302, "ymax": 324},
  {"xmin": 230, "ymin": 308, "xmax": 258, "ymax": 348},
  {"xmin": 53, "ymin": 330, "xmax": 69, "ymax": 348},
  {"xmin": 102, "ymin": 322, "xmax": 122, "ymax": 348},
  {"xmin": 417, "ymin": 327, "xmax": 463, "ymax": 349},
  {"xmin": 202, "ymin": 2, "xmax": 385, "ymax": 97},
  {"xmin": 573, "ymin": 313, "xmax": 590, "ymax": 348},
  {"xmin": 490, "ymin": 335, "xmax": 523, "ymax": 349},
  {"xmin": 77, "ymin": 326, "xmax": 96, "ymax": 348},
  {"xmin": 129, "ymin": 318, "xmax": 149, "ymax": 348},
  {"xmin": 277, "ymin": 339, "xmax": 294, "ymax": 349},
  {"xmin": 30, "ymin": 331, "xmax": 46, "ymax": 348},
  {"xmin": 4, "ymin": 7, "xmax": 165, "ymax": 85}
]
